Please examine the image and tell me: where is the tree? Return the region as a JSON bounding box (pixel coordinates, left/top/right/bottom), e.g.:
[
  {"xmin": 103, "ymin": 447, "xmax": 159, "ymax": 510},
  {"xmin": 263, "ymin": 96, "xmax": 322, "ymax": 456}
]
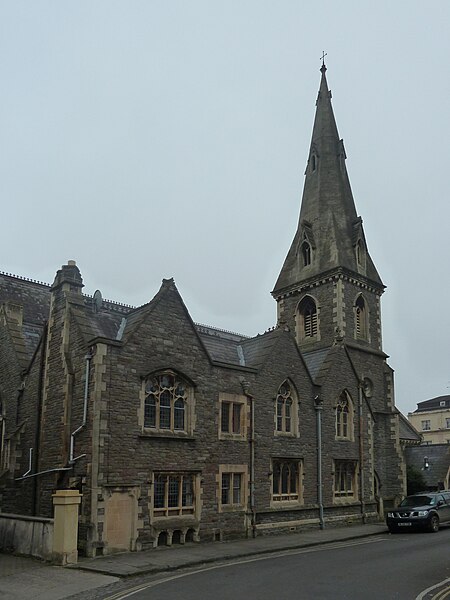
[{"xmin": 406, "ymin": 465, "xmax": 427, "ymax": 495}]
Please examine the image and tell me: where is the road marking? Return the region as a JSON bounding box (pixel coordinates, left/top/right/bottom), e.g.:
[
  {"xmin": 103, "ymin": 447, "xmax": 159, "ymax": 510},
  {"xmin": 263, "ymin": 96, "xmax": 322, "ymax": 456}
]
[
  {"xmin": 105, "ymin": 537, "xmax": 387, "ymax": 600},
  {"xmin": 416, "ymin": 578, "xmax": 450, "ymax": 600}
]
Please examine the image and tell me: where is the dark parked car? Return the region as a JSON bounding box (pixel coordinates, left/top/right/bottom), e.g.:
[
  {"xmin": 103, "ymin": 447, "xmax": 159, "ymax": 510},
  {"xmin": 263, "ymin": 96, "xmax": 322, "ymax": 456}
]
[{"xmin": 386, "ymin": 492, "xmax": 450, "ymax": 533}]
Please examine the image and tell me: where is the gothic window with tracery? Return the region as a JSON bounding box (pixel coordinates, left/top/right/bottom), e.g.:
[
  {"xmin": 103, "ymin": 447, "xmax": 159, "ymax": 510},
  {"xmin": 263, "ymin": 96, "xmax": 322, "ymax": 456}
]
[
  {"xmin": 275, "ymin": 381, "xmax": 296, "ymax": 434},
  {"xmin": 144, "ymin": 372, "xmax": 190, "ymax": 432},
  {"xmin": 335, "ymin": 391, "xmax": 353, "ymax": 440},
  {"xmin": 334, "ymin": 460, "xmax": 357, "ymax": 498},
  {"xmin": 272, "ymin": 459, "xmax": 302, "ymax": 503}
]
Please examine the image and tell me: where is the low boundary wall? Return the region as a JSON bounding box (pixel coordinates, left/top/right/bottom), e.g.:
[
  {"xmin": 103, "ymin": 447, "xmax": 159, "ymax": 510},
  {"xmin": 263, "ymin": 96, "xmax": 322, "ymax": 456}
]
[{"xmin": 0, "ymin": 513, "xmax": 54, "ymax": 560}]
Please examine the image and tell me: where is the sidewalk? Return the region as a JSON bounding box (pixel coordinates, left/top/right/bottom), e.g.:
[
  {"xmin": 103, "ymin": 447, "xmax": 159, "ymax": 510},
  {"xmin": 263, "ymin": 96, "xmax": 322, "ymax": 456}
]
[{"xmin": 0, "ymin": 523, "xmax": 388, "ymax": 599}]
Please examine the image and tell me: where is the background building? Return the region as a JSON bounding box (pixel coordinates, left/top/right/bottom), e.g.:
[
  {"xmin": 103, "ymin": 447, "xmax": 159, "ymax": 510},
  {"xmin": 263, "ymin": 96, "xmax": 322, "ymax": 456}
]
[{"xmin": 408, "ymin": 396, "xmax": 450, "ymax": 445}]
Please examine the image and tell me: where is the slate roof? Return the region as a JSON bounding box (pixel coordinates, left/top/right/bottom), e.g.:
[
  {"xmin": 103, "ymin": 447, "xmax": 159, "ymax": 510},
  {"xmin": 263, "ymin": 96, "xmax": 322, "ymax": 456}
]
[
  {"xmin": 398, "ymin": 411, "xmax": 422, "ymax": 443},
  {"xmin": 405, "ymin": 444, "xmax": 450, "ymax": 490},
  {"xmin": 302, "ymin": 347, "xmax": 331, "ymax": 380},
  {"xmin": 413, "ymin": 395, "xmax": 450, "ymax": 413}
]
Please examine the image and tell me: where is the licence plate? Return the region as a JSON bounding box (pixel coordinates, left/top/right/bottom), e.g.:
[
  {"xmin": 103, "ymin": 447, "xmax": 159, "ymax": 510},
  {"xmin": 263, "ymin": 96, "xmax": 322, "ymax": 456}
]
[{"xmin": 398, "ymin": 522, "xmax": 412, "ymax": 526}]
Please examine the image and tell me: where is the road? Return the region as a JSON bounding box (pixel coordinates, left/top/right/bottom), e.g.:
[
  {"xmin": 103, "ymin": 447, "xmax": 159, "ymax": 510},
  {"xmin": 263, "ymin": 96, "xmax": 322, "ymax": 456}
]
[{"xmin": 98, "ymin": 528, "xmax": 450, "ymax": 600}]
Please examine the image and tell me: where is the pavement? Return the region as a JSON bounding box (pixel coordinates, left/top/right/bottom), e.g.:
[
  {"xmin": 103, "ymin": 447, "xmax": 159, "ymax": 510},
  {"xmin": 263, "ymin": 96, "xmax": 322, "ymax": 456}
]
[{"xmin": 0, "ymin": 522, "xmax": 388, "ymax": 599}]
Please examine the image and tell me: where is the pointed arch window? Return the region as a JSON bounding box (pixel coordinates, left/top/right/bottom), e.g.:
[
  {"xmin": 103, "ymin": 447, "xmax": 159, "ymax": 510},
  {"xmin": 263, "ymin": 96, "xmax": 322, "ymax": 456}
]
[
  {"xmin": 272, "ymin": 459, "xmax": 302, "ymax": 503},
  {"xmin": 301, "ymin": 241, "xmax": 312, "ymax": 266},
  {"xmin": 355, "ymin": 239, "xmax": 366, "ymax": 269},
  {"xmin": 355, "ymin": 295, "xmax": 368, "ymax": 340},
  {"xmin": 335, "ymin": 390, "xmax": 354, "ymax": 440},
  {"xmin": 144, "ymin": 372, "xmax": 192, "ymax": 434},
  {"xmin": 298, "ymin": 296, "xmax": 318, "ymax": 340},
  {"xmin": 275, "ymin": 381, "xmax": 297, "ymax": 435}
]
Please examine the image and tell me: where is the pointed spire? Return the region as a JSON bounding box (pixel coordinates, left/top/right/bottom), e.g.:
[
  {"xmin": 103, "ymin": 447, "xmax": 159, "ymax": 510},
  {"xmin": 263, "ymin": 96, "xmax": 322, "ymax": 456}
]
[{"xmin": 273, "ymin": 64, "xmax": 382, "ymax": 295}]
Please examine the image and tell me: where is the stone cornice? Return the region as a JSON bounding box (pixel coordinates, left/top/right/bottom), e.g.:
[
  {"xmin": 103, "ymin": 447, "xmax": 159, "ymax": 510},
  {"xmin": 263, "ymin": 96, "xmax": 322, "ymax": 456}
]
[{"xmin": 272, "ymin": 267, "xmax": 385, "ymax": 300}]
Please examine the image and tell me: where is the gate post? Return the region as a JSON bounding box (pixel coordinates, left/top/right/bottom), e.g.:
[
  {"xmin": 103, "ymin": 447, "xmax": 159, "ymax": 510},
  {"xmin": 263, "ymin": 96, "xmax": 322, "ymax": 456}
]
[{"xmin": 52, "ymin": 490, "xmax": 82, "ymax": 565}]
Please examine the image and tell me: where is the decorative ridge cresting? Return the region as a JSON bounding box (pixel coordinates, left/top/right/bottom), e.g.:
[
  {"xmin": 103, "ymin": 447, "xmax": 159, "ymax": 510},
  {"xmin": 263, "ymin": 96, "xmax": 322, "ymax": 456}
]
[{"xmin": 0, "ymin": 271, "xmax": 51, "ymax": 287}]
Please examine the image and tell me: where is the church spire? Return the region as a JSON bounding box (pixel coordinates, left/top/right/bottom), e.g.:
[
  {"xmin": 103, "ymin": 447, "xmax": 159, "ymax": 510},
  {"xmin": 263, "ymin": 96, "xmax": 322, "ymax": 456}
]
[{"xmin": 273, "ymin": 64, "xmax": 382, "ymax": 296}]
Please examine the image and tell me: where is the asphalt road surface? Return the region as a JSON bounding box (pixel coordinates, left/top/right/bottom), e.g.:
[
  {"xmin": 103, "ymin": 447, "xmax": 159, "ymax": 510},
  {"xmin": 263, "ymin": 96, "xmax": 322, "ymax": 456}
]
[{"xmin": 102, "ymin": 528, "xmax": 450, "ymax": 600}]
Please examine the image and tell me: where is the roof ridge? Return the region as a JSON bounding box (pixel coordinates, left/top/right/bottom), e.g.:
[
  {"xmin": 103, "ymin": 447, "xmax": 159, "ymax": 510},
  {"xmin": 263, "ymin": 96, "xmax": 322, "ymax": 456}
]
[{"xmin": 0, "ymin": 271, "xmax": 51, "ymax": 288}]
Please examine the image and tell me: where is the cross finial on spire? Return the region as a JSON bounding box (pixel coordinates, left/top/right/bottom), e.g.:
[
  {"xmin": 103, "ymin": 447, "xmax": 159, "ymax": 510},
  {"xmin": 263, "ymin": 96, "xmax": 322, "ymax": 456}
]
[{"xmin": 320, "ymin": 51, "xmax": 327, "ymax": 73}]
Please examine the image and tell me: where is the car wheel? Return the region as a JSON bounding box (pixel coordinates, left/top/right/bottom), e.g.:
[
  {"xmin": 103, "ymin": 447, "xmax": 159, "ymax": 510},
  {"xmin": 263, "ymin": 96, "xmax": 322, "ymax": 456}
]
[
  {"xmin": 388, "ymin": 525, "xmax": 398, "ymax": 534},
  {"xmin": 428, "ymin": 515, "xmax": 439, "ymax": 533}
]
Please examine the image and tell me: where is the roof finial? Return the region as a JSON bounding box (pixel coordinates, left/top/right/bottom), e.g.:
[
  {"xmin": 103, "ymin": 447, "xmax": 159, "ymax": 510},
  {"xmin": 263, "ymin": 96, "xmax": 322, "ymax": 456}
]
[{"xmin": 320, "ymin": 51, "xmax": 327, "ymax": 73}]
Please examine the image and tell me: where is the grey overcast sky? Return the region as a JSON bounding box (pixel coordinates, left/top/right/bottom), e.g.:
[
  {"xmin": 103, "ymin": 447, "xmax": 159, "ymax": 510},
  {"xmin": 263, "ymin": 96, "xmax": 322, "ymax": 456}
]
[{"xmin": 1, "ymin": 1, "xmax": 449, "ymax": 416}]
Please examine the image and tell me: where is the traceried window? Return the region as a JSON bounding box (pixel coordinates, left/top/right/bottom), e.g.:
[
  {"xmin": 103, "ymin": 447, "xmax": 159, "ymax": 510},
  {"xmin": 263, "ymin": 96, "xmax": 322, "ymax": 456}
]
[
  {"xmin": 219, "ymin": 393, "xmax": 246, "ymax": 439},
  {"xmin": 301, "ymin": 241, "xmax": 312, "ymax": 266},
  {"xmin": 272, "ymin": 459, "xmax": 301, "ymax": 503},
  {"xmin": 275, "ymin": 381, "xmax": 296, "ymax": 435},
  {"xmin": 334, "ymin": 460, "xmax": 357, "ymax": 499},
  {"xmin": 298, "ymin": 296, "xmax": 318, "ymax": 340},
  {"xmin": 144, "ymin": 372, "xmax": 190, "ymax": 432},
  {"xmin": 153, "ymin": 472, "xmax": 196, "ymax": 517},
  {"xmin": 421, "ymin": 420, "xmax": 431, "ymax": 431},
  {"xmin": 355, "ymin": 295, "xmax": 368, "ymax": 340},
  {"xmin": 335, "ymin": 391, "xmax": 353, "ymax": 440}
]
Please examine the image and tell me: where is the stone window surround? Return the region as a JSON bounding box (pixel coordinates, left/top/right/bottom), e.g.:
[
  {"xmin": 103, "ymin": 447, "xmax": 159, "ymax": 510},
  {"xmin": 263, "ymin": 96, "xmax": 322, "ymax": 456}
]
[
  {"xmin": 333, "ymin": 459, "xmax": 358, "ymax": 502},
  {"xmin": 217, "ymin": 464, "xmax": 248, "ymax": 512},
  {"xmin": 274, "ymin": 379, "xmax": 299, "ymax": 437},
  {"xmin": 335, "ymin": 390, "xmax": 355, "ymax": 441},
  {"xmin": 139, "ymin": 370, "xmax": 195, "ymax": 437},
  {"xmin": 296, "ymin": 294, "xmax": 320, "ymax": 343},
  {"xmin": 270, "ymin": 458, "xmax": 304, "ymax": 507},
  {"xmin": 218, "ymin": 392, "xmax": 247, "ymax": 441},
  {"xmin": 354, "ymin": 293, "xmax": 370, "ymax": 342},
  {"xmin": 150, "ymin": 471, "xmax": 201, "ymax": 520}
]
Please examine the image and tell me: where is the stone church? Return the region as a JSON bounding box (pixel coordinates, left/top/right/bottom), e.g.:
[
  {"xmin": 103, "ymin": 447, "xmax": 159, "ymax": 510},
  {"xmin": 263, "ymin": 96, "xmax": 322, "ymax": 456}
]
[{"xmin": 0, "ymin": 65, "xmax": 408, "ymax": 556}]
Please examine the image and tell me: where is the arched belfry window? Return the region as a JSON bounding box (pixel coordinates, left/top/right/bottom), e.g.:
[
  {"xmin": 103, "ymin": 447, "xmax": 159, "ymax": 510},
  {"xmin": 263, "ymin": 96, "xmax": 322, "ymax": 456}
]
[
  {"xmin": 144, "ymin": 371, "xmax": 192, "ymax": 433},
  {"xmin": 275, "ymin": 380, "xmax": 298, "ymax": 435},
  {"xmin": 335, "ymin": 390, "xmax": 354, "ymax": 440},
  {"xmin": 355, "ymin": 295, "xmax": 368, "ymax": 340},
  {"xmin": 301, "ymin": 241, "xmax": 312, "ymax": 267},
  {"xmin": 298, "ymin": 296, "xmax": 318, "ymax": 341}
]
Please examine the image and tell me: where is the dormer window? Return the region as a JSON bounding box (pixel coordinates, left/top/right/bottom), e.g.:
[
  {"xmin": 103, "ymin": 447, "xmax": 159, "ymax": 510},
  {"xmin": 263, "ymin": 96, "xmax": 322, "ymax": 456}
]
[
  {"xmin": 301, "ymin": 241, "xmax": 312, "ymax": 266},
  {"xmin": 311, "ymin": 154, "xmax": 317, "ymax": 172}
]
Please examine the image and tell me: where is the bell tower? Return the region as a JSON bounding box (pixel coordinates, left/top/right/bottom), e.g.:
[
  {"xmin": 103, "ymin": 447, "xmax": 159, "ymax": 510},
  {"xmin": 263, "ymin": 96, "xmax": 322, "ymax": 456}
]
[{"xmin": 272, "ymin": 64, "xmax": 385, "ymax": 354}]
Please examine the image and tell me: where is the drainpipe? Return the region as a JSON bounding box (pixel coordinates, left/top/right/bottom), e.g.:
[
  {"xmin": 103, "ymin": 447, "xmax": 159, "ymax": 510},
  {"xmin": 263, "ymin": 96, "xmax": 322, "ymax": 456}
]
[
  {"xmin": 21, "ymin": 447, "xmax": 33, "ymax": 478},
  {"xmin": 359, "ymin": 381, "xmax": 366, "ymax": 523},
  {"xmin": 33, "ymin": 321, "xmax": 48, "ymax": 514},
  {"xmin": 241, "ymin": 380, "xmax": 256, "ymax": 538},
  {"xmin": 69, "ymin": 351, "xmax": 92, "ymax": 464},
  {"xmin": 314, "ymin": 393, "xmax": 324, "ymax": 530}
]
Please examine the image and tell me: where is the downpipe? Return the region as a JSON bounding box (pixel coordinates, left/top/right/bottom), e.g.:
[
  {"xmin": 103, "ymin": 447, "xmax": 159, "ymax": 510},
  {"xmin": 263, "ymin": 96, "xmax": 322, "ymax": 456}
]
[
  {"xmin": 359, "ymin": 381, "xmax": 366, "ymax": 524},
  {"xmin": 69, "ymin": 351, "xmax": 92, "ymax": 464},
  {"xmin": 314, "ymin": 393, "xmax": 325, "ymax": 530}
]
